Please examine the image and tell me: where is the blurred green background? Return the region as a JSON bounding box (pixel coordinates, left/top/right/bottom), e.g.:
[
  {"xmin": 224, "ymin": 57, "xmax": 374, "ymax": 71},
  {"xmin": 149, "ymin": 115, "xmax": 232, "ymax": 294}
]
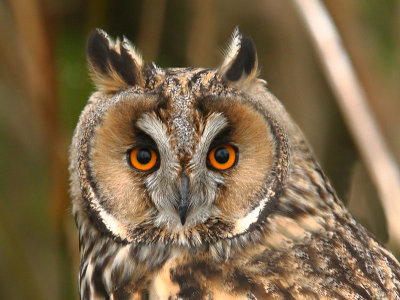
[{"xmin": 0, "ymin": 0, "xmax": 399, "ymax": 299}]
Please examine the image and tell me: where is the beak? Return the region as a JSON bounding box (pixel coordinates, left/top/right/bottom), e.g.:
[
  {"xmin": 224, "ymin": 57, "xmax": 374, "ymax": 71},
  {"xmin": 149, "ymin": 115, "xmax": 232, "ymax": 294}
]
[{"xmin": 178, "ymin": 173, "xmax": 189, "ymax": 225}]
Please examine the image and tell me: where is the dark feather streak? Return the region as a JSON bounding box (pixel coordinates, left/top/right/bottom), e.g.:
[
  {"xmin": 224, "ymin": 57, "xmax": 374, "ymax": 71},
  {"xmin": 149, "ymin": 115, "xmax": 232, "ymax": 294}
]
[
  {"xmin": 225, "ymin": 36, "xmax": 256, "ymax": 82},
  {"xmin": 87, "ymin": 29, "xmax": 138, "ymax": 86}
]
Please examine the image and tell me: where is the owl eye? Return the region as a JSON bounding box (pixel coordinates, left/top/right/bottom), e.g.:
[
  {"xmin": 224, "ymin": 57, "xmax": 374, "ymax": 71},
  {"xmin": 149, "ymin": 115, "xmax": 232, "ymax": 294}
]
[
  {"xmin": 207, "ymin": 145, "xmax": 237, "ymax": 170},
  {"xmin": 128, "ymin": 147, "xmax": 158, "ymax": 171}
]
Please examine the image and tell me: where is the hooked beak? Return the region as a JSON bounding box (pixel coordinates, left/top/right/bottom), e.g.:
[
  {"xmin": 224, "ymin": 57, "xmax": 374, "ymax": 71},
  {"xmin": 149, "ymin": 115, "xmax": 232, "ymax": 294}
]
[{"xmin": 178, "ymin": 173, "xmax": 189, "ymax": 225}]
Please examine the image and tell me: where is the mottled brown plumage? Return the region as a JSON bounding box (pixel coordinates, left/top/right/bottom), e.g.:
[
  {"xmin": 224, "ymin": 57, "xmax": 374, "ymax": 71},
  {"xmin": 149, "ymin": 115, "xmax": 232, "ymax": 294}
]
[{"xmin": 70, "ymin": 28, "xmax": 400, "ymax": 299}]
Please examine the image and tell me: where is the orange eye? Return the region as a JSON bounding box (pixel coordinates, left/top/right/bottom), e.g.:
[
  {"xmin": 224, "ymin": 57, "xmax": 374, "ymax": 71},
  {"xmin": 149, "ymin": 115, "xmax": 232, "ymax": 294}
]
[
  {"xmin": 208, "ymin": 145, "xmax": 237, "ymax": 170},
  {"xmin": 128, "ymin": 148, "xmax": 158, "ymax": 171}
]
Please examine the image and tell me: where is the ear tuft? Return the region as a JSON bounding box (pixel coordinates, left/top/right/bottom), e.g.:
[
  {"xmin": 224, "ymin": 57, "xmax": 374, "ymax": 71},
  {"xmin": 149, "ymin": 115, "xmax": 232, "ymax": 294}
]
[
  {"xmin": 225, "ymin": 36, "xmax": 256, "ymax": 81},
  {"xmin": 219, "ymin": 27, "xmax": 259, "ymax": 86},
  {"xmin": 87, "ymin": 29, "xmax": 144, "ymax": 93}
]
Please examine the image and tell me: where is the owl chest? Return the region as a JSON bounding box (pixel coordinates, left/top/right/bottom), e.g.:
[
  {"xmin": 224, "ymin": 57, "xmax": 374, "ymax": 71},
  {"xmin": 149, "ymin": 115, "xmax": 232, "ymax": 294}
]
[{"xmin": 147, "ymin": 253, "xmax": 249, "ymax": 300}]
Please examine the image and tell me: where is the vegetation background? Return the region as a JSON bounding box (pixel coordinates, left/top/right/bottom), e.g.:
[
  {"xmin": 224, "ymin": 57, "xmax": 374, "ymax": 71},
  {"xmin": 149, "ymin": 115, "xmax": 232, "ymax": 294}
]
[{"xmin": 0, "ymin": 0, "xmax": 399, "ymax": 299}]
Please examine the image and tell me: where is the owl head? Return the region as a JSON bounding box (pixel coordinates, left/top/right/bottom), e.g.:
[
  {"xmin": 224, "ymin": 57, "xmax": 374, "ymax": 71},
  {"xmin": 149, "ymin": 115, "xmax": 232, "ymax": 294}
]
[{"xmin": 70, "ymin": 28, "xmax": 290, "ymax": 247}]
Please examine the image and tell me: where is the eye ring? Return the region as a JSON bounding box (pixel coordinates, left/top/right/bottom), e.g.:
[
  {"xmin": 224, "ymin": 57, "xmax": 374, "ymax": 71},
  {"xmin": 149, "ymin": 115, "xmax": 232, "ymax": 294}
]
[
  {"xmin": 207, "ymin": 145, "xmax": 238, "ymax": 171},
  {"xmin": 128, "ymin": 147, "xmax": 158, "ymax": 171}
]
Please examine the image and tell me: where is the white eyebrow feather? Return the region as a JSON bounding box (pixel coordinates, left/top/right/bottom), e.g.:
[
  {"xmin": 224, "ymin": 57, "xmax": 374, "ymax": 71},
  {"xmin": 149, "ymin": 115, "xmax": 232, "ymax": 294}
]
[
  {"xmin": 189, "ymin": 113, "xmax": 229, "ymax": 170},
  {"xmin": 135, "ymin": 112, "xmax": 180, "ymax": 174},
  {"xmin": 136, "ymin": 113, "xmax": 171, "ymax": 154},
  {"xmin": 200, "ymin": 113, "xmax": 229, "ymax": 147}
]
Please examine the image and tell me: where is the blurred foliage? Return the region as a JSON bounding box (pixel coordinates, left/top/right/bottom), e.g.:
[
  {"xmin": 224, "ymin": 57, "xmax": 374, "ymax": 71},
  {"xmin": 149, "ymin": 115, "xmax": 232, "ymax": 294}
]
[{"xmin": 0, "ymin": 0, "xmax": 399, "ymax": 298}]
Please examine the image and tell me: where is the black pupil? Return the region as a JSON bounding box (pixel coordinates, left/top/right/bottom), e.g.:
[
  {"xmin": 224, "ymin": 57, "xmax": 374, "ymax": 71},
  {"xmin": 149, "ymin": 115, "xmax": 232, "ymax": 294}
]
[
  {"xmin": 214, "ymin": 147, "xmax": 230, "ymax": 164},
  {"xmin": 137, "ymin": 149, "xmax": 152, "ymax": 164}
]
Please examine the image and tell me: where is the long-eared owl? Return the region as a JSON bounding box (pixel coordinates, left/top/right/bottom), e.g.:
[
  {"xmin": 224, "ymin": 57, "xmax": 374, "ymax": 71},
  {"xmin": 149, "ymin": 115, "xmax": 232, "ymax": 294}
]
[{"xmin": 69, "ymin": 28, "xmax": 400, "ymax": 299}]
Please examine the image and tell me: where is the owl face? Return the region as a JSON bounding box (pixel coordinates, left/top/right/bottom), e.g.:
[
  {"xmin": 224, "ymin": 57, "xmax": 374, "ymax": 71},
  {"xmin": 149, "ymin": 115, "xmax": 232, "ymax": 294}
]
[{"xmin": 72, "ymin": 28, "xmax": 289, "ymax": 246}]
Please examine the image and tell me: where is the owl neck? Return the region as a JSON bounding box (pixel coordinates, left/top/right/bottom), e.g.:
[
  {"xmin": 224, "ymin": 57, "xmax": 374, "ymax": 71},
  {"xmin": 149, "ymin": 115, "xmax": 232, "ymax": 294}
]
[{"xmin": 257, "ymin": 137, "xmax": 351, "ymax": 250}]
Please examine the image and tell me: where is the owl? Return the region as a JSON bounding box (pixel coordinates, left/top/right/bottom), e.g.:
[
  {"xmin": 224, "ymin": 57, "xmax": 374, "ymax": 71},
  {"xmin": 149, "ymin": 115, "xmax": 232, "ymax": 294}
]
[{"xmin": 69, "ymin": 28, "xmax": 400, "ymax": 299}]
